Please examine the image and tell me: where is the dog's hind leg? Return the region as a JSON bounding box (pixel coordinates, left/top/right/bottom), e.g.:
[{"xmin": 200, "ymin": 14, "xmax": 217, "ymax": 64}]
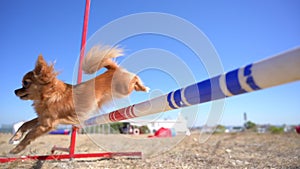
[
  {"xmin": 132, "ymin": 76, "xmax": 150, "ymax": 92},
  {"xmin": 9, "ymin": 118, "xmax": 38, "ymax": 144}
]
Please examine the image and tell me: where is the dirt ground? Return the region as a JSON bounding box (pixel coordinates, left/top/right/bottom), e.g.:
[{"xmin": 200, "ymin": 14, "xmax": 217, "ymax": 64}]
[{"xmin": 0, "ymin": 132, "xmax": 300, "ymax": 169}]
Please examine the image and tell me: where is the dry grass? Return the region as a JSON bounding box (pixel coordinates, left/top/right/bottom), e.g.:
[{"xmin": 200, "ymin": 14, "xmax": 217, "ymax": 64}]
[{"xmin": 0, "ymin": 132, "xmax": 300, "ymax": 169}]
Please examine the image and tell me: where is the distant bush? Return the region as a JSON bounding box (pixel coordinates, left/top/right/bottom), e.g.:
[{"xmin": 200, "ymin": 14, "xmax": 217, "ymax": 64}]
[
  {"xmin": 139, "ymin": 125, "xmax": 150, "ymax": 134},
  {"xmin": 245, "ymin": 121, "xmax": 256, "ymax": 130},
  {"xmin": 269, "ymin": 126, "xmax": 284, "ymax": 134},
  {"xmin": 214, "ymin": 125, "xmax": 226, "ymax": 133},
  {"xmin": 110, "ymin": 122, "xmax": 124, "ymax": 133}
]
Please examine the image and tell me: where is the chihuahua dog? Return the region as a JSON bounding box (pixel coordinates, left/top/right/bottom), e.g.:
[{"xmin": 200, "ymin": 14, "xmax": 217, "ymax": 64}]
[{"xmin": 10, "ymin": 46, "xmax": 149, "ymax": 154}]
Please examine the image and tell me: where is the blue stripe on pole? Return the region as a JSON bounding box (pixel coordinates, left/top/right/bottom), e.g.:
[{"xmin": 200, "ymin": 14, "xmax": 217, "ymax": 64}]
[
  {"xmin": 168, "ymin": 74, "xmax": 233, "ymax": 109},
  {"xmin": 244, "ymin": 64, "xmax": 252, "ymax": 76},
  {"xmin": 167, "ymin": 92, "xmax": 177, "ymax": 109},
  {"xmin": 226, "ymin": 69, "xmax": 247, "ymax": 95},
  {"xmin": 173, "ymin": 89, "xmax": 188, "ymax": 108},
  {"xmin": 174, "ymin": 66, "xmax": 260, "ymax": 108},
  {"xmin": 183, "ymin": 83, "xmax": 200, "ymax": 105},
  {"xmin": 247, "ymin": 76, "xmax": 261, "ymax": 90},
  {"xmin": 169, "ymin": 76, "xmax": 227, "ymax": 107},
  {"xmin": 210, "ymin": 76, "xmax": 227, "ymax": 100},
  {"xmin": 197, "ymin": 79, "xmax": 212, "ymax": 103},
  {"xmin": 244, "ymin": 64, "xmax": 261, "ymax": 90},
  {"xmin": 196, "ymin": 76, "xmax": 226, "ymax": 103}
]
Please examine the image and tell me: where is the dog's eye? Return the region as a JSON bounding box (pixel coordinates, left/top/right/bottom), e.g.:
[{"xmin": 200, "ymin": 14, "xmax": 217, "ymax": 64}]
[{"xmin": 23, "ymin": 81, "xmax": 31, "ymax": 88}]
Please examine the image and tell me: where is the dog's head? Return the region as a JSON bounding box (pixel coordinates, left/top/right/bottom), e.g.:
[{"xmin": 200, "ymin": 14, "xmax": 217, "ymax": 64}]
[{"xmin": 15, "ymin": 55, "xmax": 58, "ymax": 100}]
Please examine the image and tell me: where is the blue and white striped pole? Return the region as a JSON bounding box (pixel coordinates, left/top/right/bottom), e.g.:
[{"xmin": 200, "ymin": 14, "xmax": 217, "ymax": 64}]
[{"xmin": 84, "ymin": 47, "xmax": 300, "ymax": 126}]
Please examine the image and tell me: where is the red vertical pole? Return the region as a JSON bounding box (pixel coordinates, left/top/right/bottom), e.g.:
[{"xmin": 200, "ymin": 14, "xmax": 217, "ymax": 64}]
[
  {"xmin": 77, "ymin": 0, "xmax": 91, "ymax": 84},
  {"xmin": 69, "ymin": 0, "xmax": 91, "ymax": 156},
  {"xmin": 69, "ymin": 126, "xmax": 78, "ymax": 156}
]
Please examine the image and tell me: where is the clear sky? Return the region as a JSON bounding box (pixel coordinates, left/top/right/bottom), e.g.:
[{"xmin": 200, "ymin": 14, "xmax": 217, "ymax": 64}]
[{"xmin": 0, "ymin": 0, "xmax": 299, "ymax": 127}]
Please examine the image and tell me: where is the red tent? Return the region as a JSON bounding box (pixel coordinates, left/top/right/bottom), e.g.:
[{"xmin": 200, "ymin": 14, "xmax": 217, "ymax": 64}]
[
  {"xmin": 148, "ymin": 127, "xmax": 172, "ymax": 138},
  {"xmin": 295, "ymin": 126, "xmax": 300, "ymax": 134}
]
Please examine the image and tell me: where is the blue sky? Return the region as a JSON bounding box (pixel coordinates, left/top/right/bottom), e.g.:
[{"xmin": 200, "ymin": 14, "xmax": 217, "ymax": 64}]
[{"xmin": 0, "ymin": 0, "xmax": 299, "ymax": 127}]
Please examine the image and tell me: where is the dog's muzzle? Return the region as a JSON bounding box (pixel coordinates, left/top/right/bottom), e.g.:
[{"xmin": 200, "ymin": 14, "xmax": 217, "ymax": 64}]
[{"xmin": 15, "ymin": 88, "xmax": 29, "ymax": 100}]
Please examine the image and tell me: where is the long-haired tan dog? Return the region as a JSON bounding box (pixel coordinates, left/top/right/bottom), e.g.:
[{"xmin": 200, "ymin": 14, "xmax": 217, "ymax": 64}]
[{"xmin": 10, "ymin": 46, "xmax": 149, "ymax": 154}]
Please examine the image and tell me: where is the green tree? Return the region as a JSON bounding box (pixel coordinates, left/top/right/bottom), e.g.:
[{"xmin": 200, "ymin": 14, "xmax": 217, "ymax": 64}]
[{"xmin": 245, "ymin": 121, "xmax": 256, "ymax": 130}]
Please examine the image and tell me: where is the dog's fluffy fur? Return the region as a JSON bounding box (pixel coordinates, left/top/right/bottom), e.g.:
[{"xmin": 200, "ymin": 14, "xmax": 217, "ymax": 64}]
[{"xmin": 10, "ymin": 46, "xmax": 149, "ymax": 154}]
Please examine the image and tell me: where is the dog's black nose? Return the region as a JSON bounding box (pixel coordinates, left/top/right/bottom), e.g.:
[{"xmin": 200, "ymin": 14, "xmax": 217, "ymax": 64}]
[{"xmin": 14, "ymin": 89, "xmax": 19, "ymax": 96}]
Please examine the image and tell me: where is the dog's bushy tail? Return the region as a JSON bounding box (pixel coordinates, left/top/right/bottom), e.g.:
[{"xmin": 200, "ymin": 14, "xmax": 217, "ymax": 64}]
[{"xmin": 82, "ymin": 45, "xmax": 123, "ymax": 74}]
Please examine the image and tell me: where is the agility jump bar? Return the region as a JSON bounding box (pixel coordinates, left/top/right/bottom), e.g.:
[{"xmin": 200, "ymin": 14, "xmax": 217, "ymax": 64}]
[{"xmin": 85, "ymin": 47, "xmax": 300, "ymax": 126}]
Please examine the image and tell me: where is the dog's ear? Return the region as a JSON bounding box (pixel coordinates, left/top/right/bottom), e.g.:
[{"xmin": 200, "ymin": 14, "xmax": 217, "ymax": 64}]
[
  {"xmin": 33, "ymin": 55, "xmax": 57, "ymax": 83},
  {"xmin": 34, "ymin": 55, "xmax": 49, "ymax": 76}
]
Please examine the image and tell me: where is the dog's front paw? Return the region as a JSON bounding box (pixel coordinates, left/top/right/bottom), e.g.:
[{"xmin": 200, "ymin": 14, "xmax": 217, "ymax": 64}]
[
  {"xmin": 9, "ymin": 132, "xmax": 23, "ymax": 145},
  {"xmin": 9, "ymin": 145, "xmax": 24, "ymax": 154},
  {"xmin": 9, "ymin": 140, "xmax": 20, "ymax": 145}
]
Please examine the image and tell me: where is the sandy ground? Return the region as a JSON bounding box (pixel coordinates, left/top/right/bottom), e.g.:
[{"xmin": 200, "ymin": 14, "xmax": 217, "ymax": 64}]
[{"xmin": 0, "ymin": 132, "xmax": 300, "ymax": 169}]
